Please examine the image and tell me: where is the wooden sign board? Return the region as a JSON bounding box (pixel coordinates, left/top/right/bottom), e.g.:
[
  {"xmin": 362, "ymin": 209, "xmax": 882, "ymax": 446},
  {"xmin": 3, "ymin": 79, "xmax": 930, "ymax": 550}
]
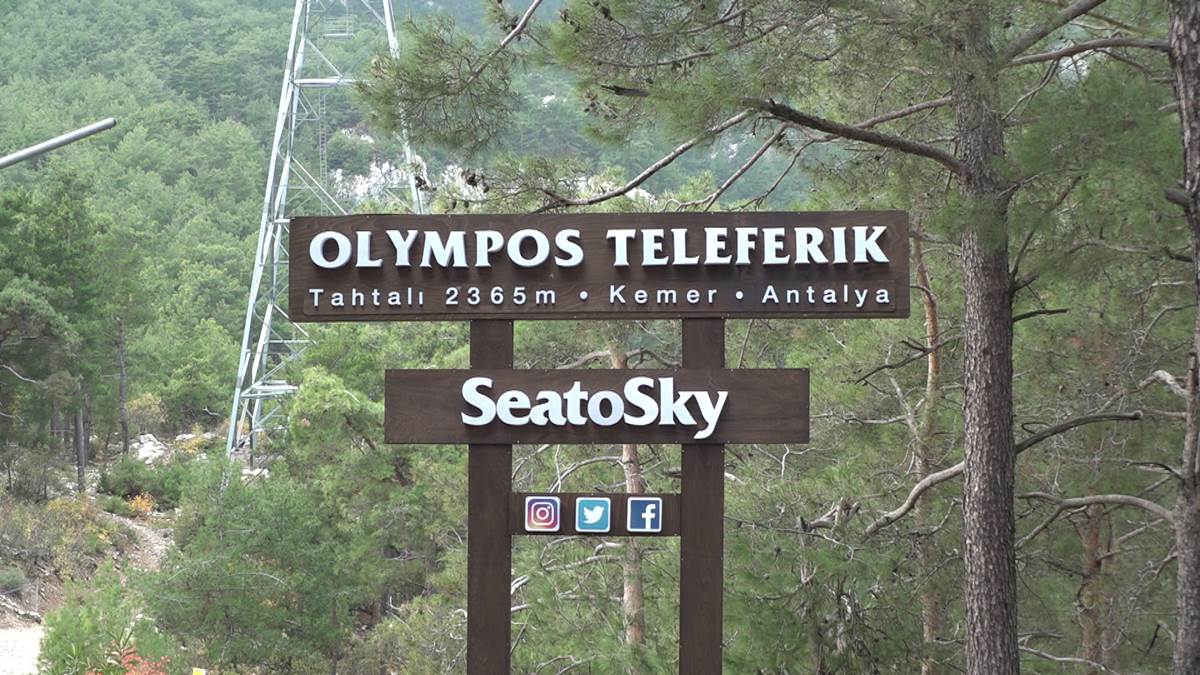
[
  {"xmin": 385, "ymin": 368, "xmax": 809, "ymax": 444},
  {"xmin": 290, "ymin": 211, "xmax": 909, "ymax": 322}
]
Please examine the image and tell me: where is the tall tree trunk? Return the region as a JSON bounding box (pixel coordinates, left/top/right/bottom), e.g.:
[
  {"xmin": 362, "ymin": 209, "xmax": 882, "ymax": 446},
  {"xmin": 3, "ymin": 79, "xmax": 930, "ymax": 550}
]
[
  {"xmin": 913, "ymin": 236, "xmax": 944, "ymax": 675},
  {"xmin": 609, "ymin": 346, "xmax": 646, "ymax": 658},
  {"xmin": 1078, "ymin": 502, "xmax": 1108, "ymax": 674},
  {"xmin": 74, "ymin": 407, "xmax": 85, "ymax": 494},
  {"xmin": 952, "ymin": 3, "xmax": 1019, "ymax": 674},
  {"xmin": 83, "ymin": 398, "xmax": 92, "ymax": 464},
  {"xmin": 1169, "ymin": 1, "xmax": 1200, "ymax": 672},
  {"xmin": 118, "ymin": 319, "xmax": 130, "ymax": 455}
]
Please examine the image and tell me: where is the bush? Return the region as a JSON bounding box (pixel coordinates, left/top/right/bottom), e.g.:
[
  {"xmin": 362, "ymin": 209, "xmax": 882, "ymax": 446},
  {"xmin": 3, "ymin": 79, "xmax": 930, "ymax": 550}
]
[
  {"xmin": 0, "ymin": 565, "xmax": 27, "ymax": 593},
  {"xmin": 99, "ymin": 457, "xmax": 189, "ymax": 510},
  {"xmin": 129, "ymin": 493, "xmax": 156, "ymax": 518},
  {"xmin": 101, "ymin": 495, "xmax": 134, "ymax": 518},
  {"xmin": 0, "ymin": 496, "xmax": 132, "ymax": 580},
  {"xmin": 127, "ymin": 394, "xmax": 166, "ymax": 436},
  {"xmin": 40, "ymin": 563, "xmax": 183, "ymax": 675}
]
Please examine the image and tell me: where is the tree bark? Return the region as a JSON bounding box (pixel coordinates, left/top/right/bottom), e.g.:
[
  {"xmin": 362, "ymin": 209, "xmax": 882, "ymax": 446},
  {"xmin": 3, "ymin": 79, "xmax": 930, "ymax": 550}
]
[
  {"xmin": 1078, "ymin": 502, "xmax": 1108, "ymax": 674},
  {"xmin": 74, "ymin": 407, "xmax": 85, "ymax": 494},
  {"xmin": 913, "ymin": 236, "xmax": 944, "ymax": 675},
  {"xmin": 1169, "ymin": 1, "xmax": 1200, "ymax": 672},
  {"xmin": 609, "ymin": 346, "xmax": 646, "ymax": 659},
  {"xmin": 118, "ymin": 319, "xmax": 130, "ymax": 455},
  {"xmin": 952, "ymin": 3, "xmax": 1019, "ymax": 674}
]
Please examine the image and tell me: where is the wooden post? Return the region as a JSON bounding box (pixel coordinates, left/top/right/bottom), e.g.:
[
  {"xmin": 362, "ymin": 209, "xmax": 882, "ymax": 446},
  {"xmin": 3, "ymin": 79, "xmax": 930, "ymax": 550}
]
[
  {"xmin": 468, "ymin": 320, "xmax": 513, "ymax": 674},
  {"xmin": 680, "ymin": 318, "xmax": 724, "ymax": 673}
]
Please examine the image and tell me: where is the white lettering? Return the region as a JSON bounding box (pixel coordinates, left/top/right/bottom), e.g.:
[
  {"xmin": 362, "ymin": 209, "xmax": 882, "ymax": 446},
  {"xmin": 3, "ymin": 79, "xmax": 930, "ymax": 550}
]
[
  {"xmin": 853, "ymin": 226, "xmax": 889, "ymax": 263},
  {"xmin": 608, "ymin": 229, "xmax": 637, "ymax": 266},
  {"xmin": 461, "ymin": 377, "xmax": 495, "ymax": 425},
  {"xmin": 421, "ymin": 231, "xmax": 468, "ymax": 268},
  {"xmin": 507, "ymin": 230, "xmax": 551, "ymax": 267},
  {"xmin": 310, "ymin": 231, "xmax": 352, "ymax": 268},
  {"xmin": 386, "ymin": 229, "xmax": 419, "ymax": 266}
]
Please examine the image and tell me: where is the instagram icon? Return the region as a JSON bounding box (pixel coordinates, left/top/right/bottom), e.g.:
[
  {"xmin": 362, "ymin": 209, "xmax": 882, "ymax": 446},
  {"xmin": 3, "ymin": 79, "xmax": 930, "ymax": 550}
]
[{"xmin": 524, "ymin": 496, "xmax": 561, "ymax": 533}]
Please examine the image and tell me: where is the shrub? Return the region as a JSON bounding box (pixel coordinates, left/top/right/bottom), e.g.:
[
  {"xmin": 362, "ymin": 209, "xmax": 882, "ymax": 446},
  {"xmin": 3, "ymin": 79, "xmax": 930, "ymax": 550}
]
[
  {"xmin": 101, "ymin": 495, "xmax": 134, "ymax": 518},
  {"xmin": 129, "ymin": 493, "xmax": 155, "ymax": 518},
  {"xmin": 0, "ymin": 496, "xmax": 131, "ymax": 580},
  {"xmin": 40, "ymin": 563, "xmax": 182, "ymax": 675},
  {"xmin": 99, "ymin": 457, "xmax": 188, "ymax": 510},
  {"xmin": 127, "ymin": 394, "xmax": 166, "ymax": 436},
  {"xmin": 0, "ymin": 565, "xmax": 27, "ymax": 593}
]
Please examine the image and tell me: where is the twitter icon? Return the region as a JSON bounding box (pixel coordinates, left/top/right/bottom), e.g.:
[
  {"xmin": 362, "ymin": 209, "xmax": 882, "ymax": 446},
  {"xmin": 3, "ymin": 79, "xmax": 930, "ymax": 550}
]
[{"xmin": 575, "ymin": 497, "xmax": 611, "ymax": 533}]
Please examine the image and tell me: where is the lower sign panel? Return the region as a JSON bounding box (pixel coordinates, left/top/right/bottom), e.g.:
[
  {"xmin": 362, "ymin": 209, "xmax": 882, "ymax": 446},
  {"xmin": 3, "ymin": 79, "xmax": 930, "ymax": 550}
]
[{"xmin": 385, "ymin": 368, "xmax": 809, "ymax": 445}]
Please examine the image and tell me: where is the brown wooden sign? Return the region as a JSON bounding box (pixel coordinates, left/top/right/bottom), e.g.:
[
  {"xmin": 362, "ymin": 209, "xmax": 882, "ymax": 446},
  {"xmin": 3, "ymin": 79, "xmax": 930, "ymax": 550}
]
[
  {"xmin": 385, "ymin": 368, "xmax": 809, "ymax": 445},
  {"xmin": 290, "ymin": 211, "xmax": 909, "ymax": 322}
]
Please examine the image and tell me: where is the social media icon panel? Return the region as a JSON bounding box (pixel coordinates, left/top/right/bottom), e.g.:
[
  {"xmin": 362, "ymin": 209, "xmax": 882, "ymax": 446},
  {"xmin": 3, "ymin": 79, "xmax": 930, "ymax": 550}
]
[
  {"xmin": 575, "ymin": 497, "xmax": 611, "ymax": 533},
  {"xmin": 627, "ymin": 496, "xmax": 663, "ymax": 533},
  {"xmin": 525, "ymin": 496, "xmax": 561, "ymax": 532}
]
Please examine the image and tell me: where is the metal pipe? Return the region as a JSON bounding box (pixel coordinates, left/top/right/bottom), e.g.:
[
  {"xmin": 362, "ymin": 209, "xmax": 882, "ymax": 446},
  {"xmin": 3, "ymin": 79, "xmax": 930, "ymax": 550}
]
[{"xmin": 0, "ymin": 118, "xmax": 117, "ymax": 169}]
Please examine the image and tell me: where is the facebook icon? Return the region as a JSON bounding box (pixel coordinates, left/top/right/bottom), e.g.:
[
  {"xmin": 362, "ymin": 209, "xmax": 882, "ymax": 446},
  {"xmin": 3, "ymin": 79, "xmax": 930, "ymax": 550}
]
[{"xmin": 627, "ymin": 496, "xmax": 663, "ymax": 533}]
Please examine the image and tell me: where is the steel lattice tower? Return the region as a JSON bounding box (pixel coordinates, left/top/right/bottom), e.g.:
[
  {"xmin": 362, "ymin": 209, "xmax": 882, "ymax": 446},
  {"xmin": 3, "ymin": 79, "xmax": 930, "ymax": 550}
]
[{"xmin": 227, "ymin": 0, "xmax": 423, "ymax": 455}]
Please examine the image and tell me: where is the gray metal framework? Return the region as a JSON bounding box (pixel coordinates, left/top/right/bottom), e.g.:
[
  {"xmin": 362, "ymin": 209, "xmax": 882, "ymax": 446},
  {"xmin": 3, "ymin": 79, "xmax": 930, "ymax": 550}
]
[{"xmin": 227, "ymin": 0, "xmax": 423, "ymax": 455}]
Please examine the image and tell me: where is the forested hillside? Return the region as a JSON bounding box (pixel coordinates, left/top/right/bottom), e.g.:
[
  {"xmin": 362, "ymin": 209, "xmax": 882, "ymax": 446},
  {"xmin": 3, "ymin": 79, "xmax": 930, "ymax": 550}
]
[{"xmin": 2, "ymin": 0, "xmax": 1198, "ymax": 673}]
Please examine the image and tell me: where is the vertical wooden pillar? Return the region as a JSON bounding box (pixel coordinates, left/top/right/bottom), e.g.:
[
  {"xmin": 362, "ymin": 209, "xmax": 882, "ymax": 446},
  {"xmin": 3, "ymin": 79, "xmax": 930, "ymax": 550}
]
[
  {"xmin": 468, "ymin": 320, "xmax": 513, "ymax": 674},
  {"xmin": 680, "ymin": 318, "xmax": 724, "ymax": 673}
]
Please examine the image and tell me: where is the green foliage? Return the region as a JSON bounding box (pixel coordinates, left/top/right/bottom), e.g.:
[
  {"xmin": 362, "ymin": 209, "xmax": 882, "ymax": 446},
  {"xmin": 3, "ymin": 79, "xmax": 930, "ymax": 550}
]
[
  {"xmin": 100, "ymin": 494, "xmax": 135, "ymax": 518},
  {"xmin": 98, "ymin": 457, "xmax": 191, "ymax": 510},
  {"xmin": 40, "ymin": 563, "xmax": 184, "ymax": 675},
  {"xmin": 0, "ymin": 565, "xmax": 28, "ymax": 594},
  {"xmin": 146, "ymin": 458, "xmax": 381, "ymax": 672},
  {"xmin": 0, "ymin": 496, "xmax": 132, "ymax": 581},
  {"xmin": 359, "ymin": 14, "xmax": 519, "ymax": 155}
]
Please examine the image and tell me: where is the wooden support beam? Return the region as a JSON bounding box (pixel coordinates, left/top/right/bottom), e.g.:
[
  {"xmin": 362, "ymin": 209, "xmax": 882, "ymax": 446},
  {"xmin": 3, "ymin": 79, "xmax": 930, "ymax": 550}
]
[
  {"xmin": 680, "ymin": 318, "xmax": 725, "ymax": 673},
  {"xmin": 468, "ymin": 320, "xmax": 513, "ymax": 674}
]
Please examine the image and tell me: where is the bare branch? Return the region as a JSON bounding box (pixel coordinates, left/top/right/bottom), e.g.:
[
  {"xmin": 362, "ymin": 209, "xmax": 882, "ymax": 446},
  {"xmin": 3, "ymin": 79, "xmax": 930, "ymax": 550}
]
[
  {"xmin": 1166, "ymin": 186, "xmax": 1192, "ymax": 209},
  {"xmin": 854, "ymin": 335, "xmax": 962, "ymax": 384},
  {"xmin": 1142, "ymin": 369, "xmax": 1189, "ymax": 398},
  {"xmin": 1019, "ymin": 645, "xmax": 1121, "ymax": 673},
  {"xmin": 752, "ymin": 99, "xmax": 964, "ymax": 175},
  {"xmin": 801, "ymin": 499, "xmax": 861, "ymax": 531},
  {"xmin": 559, "ymin": 350, "xmax": 609, "ymax": 369},
  {"xmin": 1015, "ymin": 411, "xmax": 1143, "ymax": 453},
  {"xmin": 863, "ymin": 462, "xmax": 967, "ymax": 537},
  {"xmin": 856, "ymin": 96, "xmax": 953, "ymax": 129},
  {"xmin": 864, "ymin": 411, "xmax": 1144, "ymax": 537},
  {"xmin": 999, "ymin": 0, "xmax": 1113, "ymax": 63},
  {"xmin": 1012, "ymin": 307, "xmax": 1069, "ymax": 322},
  {"xmin": 735, "ymin": 137, "xmax": 822, "ymax": 209},
  {"xmin": 1019, "ymin": 491, "xmax": 1175, "ymax": 524},
  {"xmin": 712, "ymin": 97, "xmax": 951, "ymax": 210},
  {"xmin": 1069, "ymin": 237, "xmax": 1193, "ymax": 263},
  {"xmin": 537, "ymin": 109, "xmax": 753, "ymax": 211},
  {"xmin": 1009, "ymin": 37, "xmax": 1169, "ymax": 66},
  {"xmin": 453, "ymin": 0, "xmax": 546, "ymax": 92},
  {"xmin": 697, "ymin": 125, "xmax": 786, "ymax": 210},
  {"xmin": 0, "ymin": 363, "xmax": 39, "ymax": 384}
]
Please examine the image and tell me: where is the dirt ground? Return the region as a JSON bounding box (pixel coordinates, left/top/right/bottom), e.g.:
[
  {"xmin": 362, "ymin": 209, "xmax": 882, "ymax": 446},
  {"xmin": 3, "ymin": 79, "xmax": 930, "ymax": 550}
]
[{"xmin": 0, "ymin": 623, "xmax": 41, "ymax": 675}]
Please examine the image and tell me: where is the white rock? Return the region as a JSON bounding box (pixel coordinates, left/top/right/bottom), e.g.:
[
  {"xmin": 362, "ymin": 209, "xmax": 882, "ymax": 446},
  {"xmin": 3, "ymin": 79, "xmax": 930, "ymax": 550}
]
[
  {"xmin": 174, "ymin": 433, "xmax": 196, "ymax": 442},
  {"xmin": 241, "ymin": 466, "xmax": 269, "ymax": 481},
  {"xmin": 135, "ymin": 434, "xmax": 168, "ymax": 464}
]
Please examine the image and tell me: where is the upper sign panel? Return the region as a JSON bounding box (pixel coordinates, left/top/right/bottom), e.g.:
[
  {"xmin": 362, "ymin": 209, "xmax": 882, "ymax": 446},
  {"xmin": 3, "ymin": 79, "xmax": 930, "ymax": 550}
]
[{"xmin": 289, "ymin": 212, "xmax": 910, "ymax": 321}]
